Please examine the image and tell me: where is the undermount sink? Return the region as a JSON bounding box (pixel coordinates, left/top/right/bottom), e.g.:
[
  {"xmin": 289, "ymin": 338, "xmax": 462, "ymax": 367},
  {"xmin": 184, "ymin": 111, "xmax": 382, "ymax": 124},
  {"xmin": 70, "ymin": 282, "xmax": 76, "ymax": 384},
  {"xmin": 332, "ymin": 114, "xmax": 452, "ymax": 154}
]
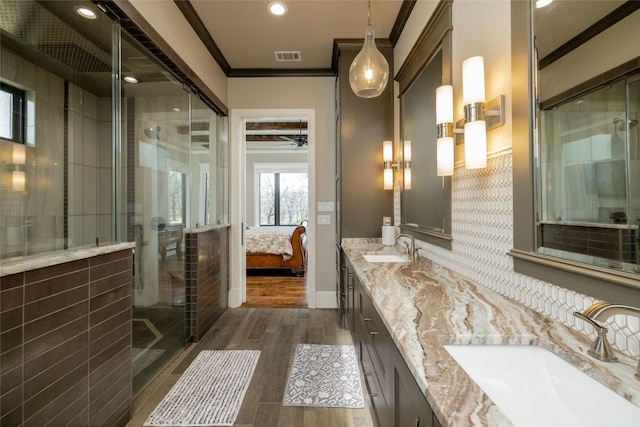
[
  {"xmin": 362, "ymin": 254, "xmax": 409, "ymax": 263},
  {"xmin": 444, "ymin": 345, "xmax": 640, "ymax": 427}
]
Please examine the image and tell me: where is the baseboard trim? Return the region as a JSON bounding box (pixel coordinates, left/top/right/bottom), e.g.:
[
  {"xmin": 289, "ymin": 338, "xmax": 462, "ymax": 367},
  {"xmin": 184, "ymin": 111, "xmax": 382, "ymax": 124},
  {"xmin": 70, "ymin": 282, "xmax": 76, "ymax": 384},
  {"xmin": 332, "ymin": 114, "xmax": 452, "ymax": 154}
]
[{"xmin": 315, "ymin": 291, "xmax": 338, "ymax": 309}]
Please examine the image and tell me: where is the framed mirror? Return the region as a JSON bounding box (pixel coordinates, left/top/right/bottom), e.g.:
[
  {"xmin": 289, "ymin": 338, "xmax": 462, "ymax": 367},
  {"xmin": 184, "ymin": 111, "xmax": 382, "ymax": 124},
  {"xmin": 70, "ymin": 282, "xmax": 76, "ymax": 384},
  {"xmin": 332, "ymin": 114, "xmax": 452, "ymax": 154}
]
[
  {"xmin": 533, "ymin": 1, "xmax": 640, "ymax": 275},
  {"xmin": 396, "ymin": 0, "xmax": 452, "ymax": 248}
]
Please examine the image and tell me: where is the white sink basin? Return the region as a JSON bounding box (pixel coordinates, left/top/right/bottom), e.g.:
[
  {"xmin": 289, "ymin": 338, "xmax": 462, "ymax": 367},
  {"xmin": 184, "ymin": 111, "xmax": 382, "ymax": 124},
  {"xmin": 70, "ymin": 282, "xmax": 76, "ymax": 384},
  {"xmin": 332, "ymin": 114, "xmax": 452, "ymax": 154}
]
[
  {"xmin": 362, "ymin": 254, "xmax": 408, "ymax": 263},
  {"xmin": 444, "ymin": 345, "xmax": 640, "ymax": 427}
]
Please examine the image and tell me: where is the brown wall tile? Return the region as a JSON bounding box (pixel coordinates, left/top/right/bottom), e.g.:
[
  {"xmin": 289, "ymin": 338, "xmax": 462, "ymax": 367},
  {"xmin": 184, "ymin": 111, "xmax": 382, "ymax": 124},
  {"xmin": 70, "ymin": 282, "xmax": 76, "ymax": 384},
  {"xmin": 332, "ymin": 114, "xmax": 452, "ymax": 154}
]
[
  {"xmin": 3, "ymin": 249, "xmax": 134, "ymax": 426},
  {"xmin": 24, "ymin": 269, "xmax": 89, "ymax": 303}
]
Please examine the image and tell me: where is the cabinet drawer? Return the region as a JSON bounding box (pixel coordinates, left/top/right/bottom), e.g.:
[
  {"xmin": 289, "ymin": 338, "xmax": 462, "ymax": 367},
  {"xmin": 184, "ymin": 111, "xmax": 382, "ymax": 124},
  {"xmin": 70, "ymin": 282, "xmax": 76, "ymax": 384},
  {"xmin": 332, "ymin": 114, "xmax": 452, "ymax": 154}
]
[
  {"xmin": 358, "ymin": 289, "xmax": 390, "ymax": 380},
  {"xmin": 360, "ymin": 339, "xmax": 390, "ymax": 427}
]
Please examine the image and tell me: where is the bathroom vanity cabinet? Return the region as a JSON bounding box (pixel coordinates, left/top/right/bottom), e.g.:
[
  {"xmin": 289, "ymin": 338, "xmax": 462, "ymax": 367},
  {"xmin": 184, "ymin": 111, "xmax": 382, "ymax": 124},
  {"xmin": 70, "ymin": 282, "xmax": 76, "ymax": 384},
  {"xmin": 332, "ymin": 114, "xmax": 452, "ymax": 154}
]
[
  {"xmin": 337, "ymin": 247, "xmax": 357, "ymax": 332},
  {"xmin": 354, "ymin": 273, "xmax": 439, "ymax": 427}
]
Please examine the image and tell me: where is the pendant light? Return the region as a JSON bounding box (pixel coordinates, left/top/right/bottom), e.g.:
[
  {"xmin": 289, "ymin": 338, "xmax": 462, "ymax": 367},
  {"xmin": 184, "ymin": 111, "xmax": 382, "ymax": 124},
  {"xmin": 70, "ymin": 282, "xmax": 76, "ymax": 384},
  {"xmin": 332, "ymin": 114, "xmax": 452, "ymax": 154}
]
[{"xmin": 349, "ymin": 0, "xmax": 389, "ymax": 98}]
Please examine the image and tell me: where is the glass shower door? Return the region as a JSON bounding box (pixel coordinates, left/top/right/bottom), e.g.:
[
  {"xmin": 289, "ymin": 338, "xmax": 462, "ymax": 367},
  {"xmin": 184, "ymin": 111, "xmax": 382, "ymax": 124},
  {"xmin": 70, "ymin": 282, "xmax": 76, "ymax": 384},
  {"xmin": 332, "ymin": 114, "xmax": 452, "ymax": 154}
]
[{"xmin": 121, "ymin": 32, "xmax": 190, "ymax": 395}]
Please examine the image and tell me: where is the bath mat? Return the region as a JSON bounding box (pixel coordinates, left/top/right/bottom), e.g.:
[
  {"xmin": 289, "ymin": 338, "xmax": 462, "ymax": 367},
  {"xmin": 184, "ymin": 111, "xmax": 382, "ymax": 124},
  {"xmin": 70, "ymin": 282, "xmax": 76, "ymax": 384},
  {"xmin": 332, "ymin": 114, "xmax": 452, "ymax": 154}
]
[
  {"xmin": 143, "ymin": 349, "xmax": 260, "ymax": 426},
  {"xmin": 283, "ymin": 344, "xmax": 364, "ymax": 408}
]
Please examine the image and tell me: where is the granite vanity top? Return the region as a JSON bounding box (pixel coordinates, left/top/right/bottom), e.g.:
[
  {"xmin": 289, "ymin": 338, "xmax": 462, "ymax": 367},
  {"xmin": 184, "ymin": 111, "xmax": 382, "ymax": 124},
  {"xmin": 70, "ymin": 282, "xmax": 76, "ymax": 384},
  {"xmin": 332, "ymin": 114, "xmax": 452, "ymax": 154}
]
[{"xmin": 341, "ymin": 238, "xmax": 640, "ymax": 426}]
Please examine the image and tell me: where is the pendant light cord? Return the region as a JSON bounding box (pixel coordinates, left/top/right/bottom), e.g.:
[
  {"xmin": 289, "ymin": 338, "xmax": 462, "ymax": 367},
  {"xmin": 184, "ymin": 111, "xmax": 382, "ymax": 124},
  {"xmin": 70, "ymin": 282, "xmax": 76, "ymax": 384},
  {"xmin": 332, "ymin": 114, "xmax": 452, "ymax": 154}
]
[{"xmin": 367, "ymin": 0, "xmax": 372, "ymax": 26}]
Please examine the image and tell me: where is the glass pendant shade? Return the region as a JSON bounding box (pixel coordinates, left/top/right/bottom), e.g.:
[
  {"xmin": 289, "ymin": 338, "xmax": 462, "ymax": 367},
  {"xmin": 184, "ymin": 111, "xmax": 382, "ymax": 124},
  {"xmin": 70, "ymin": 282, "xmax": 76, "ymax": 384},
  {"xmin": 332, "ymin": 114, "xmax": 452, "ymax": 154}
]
[{"xmin": 349, "ymin": 25, "xmax": 389, "ymax": 98}]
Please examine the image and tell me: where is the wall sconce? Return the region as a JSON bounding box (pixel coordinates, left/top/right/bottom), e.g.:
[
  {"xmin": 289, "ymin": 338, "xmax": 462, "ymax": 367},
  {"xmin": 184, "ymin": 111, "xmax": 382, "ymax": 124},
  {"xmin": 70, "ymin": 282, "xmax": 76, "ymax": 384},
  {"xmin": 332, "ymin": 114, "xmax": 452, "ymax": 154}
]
[
  {"xmin": 3, "ymin": 144, "xmax": 26, "ymax": 192},
  {"xmin": 454, "ymin": 56, "xmax": 505, "ymax": 169},
  {"xmin": 436, "ymin": 85, "xmax": 454, "ymax": 176},
  {"xmin": 403, "ymin": 141, "xmax": 412, "ymax": 190},
  {"xmin": 383, "ymin": 140, "xmax": 394, "ymax": 190}
]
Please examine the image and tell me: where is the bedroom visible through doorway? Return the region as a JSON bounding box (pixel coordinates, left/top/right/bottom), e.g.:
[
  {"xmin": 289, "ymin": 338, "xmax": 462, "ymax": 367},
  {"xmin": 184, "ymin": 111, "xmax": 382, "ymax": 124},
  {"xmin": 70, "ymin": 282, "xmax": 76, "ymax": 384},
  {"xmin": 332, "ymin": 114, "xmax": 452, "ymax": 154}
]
[{"xmin": 243, "ymin": 118, "xmax": 309, "ymax": 307}]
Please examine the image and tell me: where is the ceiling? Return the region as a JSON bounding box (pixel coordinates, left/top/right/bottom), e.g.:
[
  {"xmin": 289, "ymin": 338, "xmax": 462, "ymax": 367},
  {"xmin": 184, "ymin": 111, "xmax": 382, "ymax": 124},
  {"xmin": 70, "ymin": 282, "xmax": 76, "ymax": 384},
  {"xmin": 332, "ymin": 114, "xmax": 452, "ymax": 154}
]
[{"xmin": 177, "ymin": 0, "xmax": 407, "ymax": 74}]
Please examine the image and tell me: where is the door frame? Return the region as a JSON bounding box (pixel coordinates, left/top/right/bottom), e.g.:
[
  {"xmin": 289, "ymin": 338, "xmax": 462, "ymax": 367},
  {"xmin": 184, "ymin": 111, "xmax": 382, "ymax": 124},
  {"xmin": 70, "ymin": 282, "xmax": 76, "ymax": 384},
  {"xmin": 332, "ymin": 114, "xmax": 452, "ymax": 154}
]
[{"xmin": 229, "ymin": 108, "xmax": 316, "ymax": 308}]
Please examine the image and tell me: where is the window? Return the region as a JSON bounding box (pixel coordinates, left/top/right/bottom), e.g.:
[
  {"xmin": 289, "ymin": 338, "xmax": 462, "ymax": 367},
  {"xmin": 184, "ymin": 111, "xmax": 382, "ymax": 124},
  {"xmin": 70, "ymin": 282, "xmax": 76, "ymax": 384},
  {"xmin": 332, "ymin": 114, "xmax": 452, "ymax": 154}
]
[
  {"xmin": 0, "ymin": 82, "xmax": 25, "ymax": 143},
  {"xmin": 169, "ymin": 170, "xmax": 186, "ymax": 223},
  {"xmin": 259, "ymin": 172, "xmax": 308, "ymax": 226}
]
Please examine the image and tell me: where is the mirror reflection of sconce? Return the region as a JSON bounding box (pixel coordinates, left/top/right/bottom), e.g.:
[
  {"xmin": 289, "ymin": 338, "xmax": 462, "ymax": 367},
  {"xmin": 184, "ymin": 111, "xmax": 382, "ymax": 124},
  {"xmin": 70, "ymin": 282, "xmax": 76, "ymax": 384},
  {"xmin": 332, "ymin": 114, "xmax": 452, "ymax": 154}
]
[
  {"xmin": 383, "ymin": 140, "xmax": 399, "ymax": 190},
  {"xmin": 436, "ymin": 85, "xmax": 454, "ymax": 176},
  {"xmin": 451, "ymin": 56, "xmax": 505, "ymax": 170},
  {"xmin": 403, "ymin": 141, "xmax": 412, "ymax": 190},
  {"xmin": 3, "ymin": 144, "xmax": 26, "ymax": 192}
]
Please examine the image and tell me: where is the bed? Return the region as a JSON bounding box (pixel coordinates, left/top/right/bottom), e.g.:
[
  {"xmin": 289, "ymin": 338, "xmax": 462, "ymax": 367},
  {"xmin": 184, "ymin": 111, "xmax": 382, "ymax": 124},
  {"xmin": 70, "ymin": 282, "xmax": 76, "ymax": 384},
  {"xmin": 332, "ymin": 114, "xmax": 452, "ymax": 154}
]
[{"xmin": 245, "ymin": 222, "xmax": 307, "ymax": 276}]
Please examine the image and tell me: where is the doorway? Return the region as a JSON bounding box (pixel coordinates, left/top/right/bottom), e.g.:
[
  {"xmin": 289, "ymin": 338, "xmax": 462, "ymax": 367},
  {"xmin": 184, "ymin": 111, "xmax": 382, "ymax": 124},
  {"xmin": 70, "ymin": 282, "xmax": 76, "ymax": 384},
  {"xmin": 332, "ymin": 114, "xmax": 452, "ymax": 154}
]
[
  {"xmin": 229, "ymin": 109, "xmax": 317, "ymax": 308},
  {"xmin": 244, "ymin": 119, "xmax": 310, "ymax": 307}
]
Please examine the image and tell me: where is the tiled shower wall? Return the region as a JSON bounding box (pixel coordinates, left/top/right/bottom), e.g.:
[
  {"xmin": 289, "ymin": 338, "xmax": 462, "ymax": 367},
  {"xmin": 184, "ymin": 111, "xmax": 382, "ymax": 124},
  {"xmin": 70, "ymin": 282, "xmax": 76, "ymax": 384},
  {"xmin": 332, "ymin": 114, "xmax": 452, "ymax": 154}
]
[
  {"xmin": 0, "ymin": 249, "xmax": 132, "ymax": 426},
  {"xmin": 67, "ymin": 84, "xmax": 113, "ymax": 247},
  {"xmin": 185, "ymin": 226, "xmax": 229, "ymax": 341},
  {"xmin": 403, "ymin": 149, "xmax": 639, "ymax": 358}
]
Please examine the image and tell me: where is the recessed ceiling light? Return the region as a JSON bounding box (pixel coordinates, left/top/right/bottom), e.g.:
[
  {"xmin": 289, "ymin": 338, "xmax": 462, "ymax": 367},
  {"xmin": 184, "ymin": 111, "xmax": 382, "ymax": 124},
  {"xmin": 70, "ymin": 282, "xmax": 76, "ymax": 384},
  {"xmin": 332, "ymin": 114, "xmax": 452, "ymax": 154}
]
[
  {"xmin": 268, "ymin": 1, "xmax": 287, "ymax": 16},
  {"xmin": 173, "ymin": 108, "xmax": 181, "ymax": 112},
  {"xmin": 123, "ymin": 76, "xmax": 139, "ymax": 84},
  {"xmin": 75, "ymin": 6, "xmax": 97, "ymax": 19},
  {"xmin": 536, "ymin": 0, "xmax": 553, "ymax": 8}
]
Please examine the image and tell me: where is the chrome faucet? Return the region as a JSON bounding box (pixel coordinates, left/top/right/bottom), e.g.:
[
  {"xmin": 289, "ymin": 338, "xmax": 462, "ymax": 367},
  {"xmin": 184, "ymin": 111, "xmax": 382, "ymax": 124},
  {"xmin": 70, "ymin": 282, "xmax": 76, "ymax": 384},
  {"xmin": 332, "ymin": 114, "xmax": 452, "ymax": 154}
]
[
  {"xmin": 574, "ymin": 302, "xmax": 640, "ymax": 380},
  {"xmin": 396, "ymin": 233, "xmax": 416, "ymax": 260}
]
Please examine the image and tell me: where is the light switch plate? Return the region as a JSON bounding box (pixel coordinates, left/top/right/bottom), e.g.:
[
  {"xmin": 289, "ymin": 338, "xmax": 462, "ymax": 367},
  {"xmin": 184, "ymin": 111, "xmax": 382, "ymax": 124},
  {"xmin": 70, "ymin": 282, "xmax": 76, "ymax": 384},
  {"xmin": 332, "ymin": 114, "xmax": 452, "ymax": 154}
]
[
  {"xmin": 317, "ymin": 215, "xmax": 331, "ymax": 225},
  {"xmin": 317, "ymin": 202, "xmax": 334, "ymax": 212}
]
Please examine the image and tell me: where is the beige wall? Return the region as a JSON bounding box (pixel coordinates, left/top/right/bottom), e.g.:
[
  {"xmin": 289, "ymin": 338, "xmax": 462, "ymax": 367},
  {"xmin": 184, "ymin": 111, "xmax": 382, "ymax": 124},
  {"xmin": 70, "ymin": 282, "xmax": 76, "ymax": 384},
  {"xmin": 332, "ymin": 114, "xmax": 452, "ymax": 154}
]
[
  {"xmin": 228, "ymin": 77, "xmax": 336, "ymax": 295},
  {"xmin": 127, "ymin": 0, "xmax": 228, "ymax": 105},
  {"xmin": 539, "ymin": 11, "xmax": 640, "ymax": 101}
]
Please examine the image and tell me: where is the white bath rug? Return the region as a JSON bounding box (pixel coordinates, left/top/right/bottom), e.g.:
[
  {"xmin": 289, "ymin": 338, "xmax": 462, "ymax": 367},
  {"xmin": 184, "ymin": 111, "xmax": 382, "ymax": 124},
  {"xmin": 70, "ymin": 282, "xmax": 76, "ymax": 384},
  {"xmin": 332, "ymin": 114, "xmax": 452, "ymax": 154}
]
[
  {"xmin": 283, "ymin": 344, "xmax": 364, "ymax": 408},
  {"xmin": 143, "ymin": 350, "xmax": 260, "ymax": 426}
]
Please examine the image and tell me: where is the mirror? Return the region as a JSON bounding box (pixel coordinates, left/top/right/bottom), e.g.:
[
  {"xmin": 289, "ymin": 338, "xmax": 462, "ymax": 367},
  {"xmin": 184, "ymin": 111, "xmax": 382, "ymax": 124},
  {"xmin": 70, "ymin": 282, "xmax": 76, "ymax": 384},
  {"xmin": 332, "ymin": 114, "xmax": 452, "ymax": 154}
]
[
  {"xmin": 401, "ymin": 50, "xmax": 448, "ymax": 234},
  {"xmin": 395, "ymin": 0, "xmax": 452, "ymax": 246},
  {"xmin": 534, "ymin": 1, "xmax": 640, "ymax": 274}
]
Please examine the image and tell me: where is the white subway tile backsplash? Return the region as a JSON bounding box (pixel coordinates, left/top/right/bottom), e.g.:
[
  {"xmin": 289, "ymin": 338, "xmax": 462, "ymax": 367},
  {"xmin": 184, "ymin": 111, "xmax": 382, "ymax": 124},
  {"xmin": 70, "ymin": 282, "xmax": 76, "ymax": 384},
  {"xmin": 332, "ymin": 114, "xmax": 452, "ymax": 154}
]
[{"xmin": 409, "ymin": 150, "xmax": 639, "ymax": 358}]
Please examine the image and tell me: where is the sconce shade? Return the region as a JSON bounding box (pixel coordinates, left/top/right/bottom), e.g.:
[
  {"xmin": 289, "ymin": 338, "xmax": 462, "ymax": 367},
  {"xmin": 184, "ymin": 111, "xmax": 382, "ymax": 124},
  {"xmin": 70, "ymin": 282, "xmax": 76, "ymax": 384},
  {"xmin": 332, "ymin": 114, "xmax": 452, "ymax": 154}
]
[
  {"xmin": 349, "ymin": 0, "xmax": 389, "ymax": 100},
  {"xmin": 404, "ymin": 169, "xmax": 411, "ymax": 190},
  {"xmin": 383, "ymin": 140, "xmax": 393, "ymax": 162},
  {"xmin": 383, "ymin": 140, "xmax": 393, "ymax": 190},
  {"xmin": 404, "ymin": 141, "xmax": 412, "ymax": 189},
  {"xmin": 436, "ymin": 85, "xmax": 453, "ymax": 124},
  {"xmin": 464, "ymin": 120, "xmax": 487, "ymax": 169},
  {"xmin": 435, "ymin": 86, "xmax": 454, "ymax": 176},
  {"xmin": 437, "ymin": 137, "xmax": 454, "ymax": 176},
  {"xmin": 384, "ymin": 168, "xmax": 393, "ymax": 190},
  {"xmin": 12, "ymin": 171, "xmax": 25, "ymax": 192},
  {"xmin": 13, "ymin": 144, "xmax": 26, "ymax": 164},
  {"xmin": 403, "ymin": 141, "xmax": 411, "ymax": 162},
  {"xmin": 462, "ymin": 56, "xmax": 485, "ymax": 104}
]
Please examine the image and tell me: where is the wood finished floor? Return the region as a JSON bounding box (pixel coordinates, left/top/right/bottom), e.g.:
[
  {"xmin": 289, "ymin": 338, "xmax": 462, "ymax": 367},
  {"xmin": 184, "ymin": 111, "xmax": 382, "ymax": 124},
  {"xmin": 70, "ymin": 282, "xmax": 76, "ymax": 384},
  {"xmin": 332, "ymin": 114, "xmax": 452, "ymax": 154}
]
[
  {"xmin": 243, "ymin": 274, "xmax": 308, "ymax": 308},
  {"xmin": 127, "ymin": 308, "xmax": 374, "ymax": 427}
]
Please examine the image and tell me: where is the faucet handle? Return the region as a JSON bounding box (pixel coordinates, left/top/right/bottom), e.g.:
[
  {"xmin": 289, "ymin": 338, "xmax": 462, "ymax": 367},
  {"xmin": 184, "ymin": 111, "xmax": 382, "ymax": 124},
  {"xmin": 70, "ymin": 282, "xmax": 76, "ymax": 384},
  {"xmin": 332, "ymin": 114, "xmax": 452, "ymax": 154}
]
[{"xmin": 573, "ymin": 312, "xmax": 619, "ymax": 362}]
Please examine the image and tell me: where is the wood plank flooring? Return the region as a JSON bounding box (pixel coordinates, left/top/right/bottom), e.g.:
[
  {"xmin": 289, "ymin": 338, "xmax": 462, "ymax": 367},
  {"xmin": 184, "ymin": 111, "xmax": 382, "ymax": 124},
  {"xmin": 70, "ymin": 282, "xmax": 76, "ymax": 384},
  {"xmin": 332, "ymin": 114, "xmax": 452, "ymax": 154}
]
[
  {"xmin": 243, "ymin": 275, "xmax": 307, "ymax": 308},
  {"xmin": 127, "ymin": 308, "xmax": 374, "ymax": 427}
]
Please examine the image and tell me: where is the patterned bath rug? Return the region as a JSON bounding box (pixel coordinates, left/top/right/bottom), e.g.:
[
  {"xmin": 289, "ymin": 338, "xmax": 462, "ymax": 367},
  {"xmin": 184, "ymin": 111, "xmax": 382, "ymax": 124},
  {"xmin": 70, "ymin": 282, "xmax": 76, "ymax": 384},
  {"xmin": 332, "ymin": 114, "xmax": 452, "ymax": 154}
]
[
  {"xmin": 283, "ymin": 344, "xmax": 364, "ymax": 408},
  {"xmin": 144, "ymin": 350, "xmax": 260, "ymax": 426}
]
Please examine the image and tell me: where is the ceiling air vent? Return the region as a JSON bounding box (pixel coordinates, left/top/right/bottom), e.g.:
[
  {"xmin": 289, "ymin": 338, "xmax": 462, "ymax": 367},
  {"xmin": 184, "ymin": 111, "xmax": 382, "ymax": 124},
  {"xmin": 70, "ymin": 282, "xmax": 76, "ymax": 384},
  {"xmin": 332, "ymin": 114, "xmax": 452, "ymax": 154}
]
[{"xmin": 274, "ymin": 51, "xmax": 301, "ymax": 62}]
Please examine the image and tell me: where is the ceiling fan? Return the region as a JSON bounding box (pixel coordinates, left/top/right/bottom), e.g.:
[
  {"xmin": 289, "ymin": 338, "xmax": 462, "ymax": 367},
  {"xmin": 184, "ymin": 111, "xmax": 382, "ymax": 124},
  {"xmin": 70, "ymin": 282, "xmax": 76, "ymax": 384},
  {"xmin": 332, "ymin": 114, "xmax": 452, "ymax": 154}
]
[{"xmin": 278, "ymin": 121, "xmax": 308, "ymax": 149}]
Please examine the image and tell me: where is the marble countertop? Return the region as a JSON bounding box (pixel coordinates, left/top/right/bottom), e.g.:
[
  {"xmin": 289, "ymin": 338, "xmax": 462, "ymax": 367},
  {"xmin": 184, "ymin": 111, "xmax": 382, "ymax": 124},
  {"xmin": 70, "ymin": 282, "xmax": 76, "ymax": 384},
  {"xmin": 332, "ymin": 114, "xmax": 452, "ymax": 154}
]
[
  {"xmin": 341, "ymin": 238, "xmax": 640, "ymax": 426},
  {"xmin": 0, "ymin": 242, "xmax": 135, "ymax": 276}
]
